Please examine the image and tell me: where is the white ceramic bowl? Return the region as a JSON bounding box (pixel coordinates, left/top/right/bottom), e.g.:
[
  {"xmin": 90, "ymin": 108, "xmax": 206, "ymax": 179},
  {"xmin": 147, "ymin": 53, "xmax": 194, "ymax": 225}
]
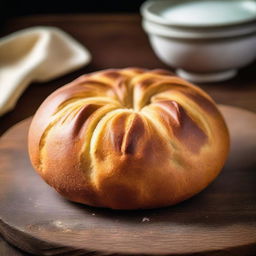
[
  {"xmin": 141, "ymin": 0, "xmax": 256, "ymax": 28},
  {"xmin": 143, "ymin": 19, "xmax": 256, "ymax": 39},
  {"xmin": 146, "ymin": 32, "xmax": 256, "ymax": 82},
  {"xmin": 141, "ymin": 0, "xmax": 256, "ymax": 82}
]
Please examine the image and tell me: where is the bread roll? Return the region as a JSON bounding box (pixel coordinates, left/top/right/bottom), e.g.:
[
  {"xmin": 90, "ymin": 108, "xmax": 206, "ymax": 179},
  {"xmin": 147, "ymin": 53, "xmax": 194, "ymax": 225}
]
[{"xmin": 28, "ymin": 68, "xmax": 229, "ymax": 209}]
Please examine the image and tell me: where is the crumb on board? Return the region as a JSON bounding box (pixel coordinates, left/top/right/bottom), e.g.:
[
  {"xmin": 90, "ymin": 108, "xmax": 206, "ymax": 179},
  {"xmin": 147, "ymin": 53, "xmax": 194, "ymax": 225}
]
[{"xmin": 142, "ymin": 217, "xmax": 150, "ymax": 222}]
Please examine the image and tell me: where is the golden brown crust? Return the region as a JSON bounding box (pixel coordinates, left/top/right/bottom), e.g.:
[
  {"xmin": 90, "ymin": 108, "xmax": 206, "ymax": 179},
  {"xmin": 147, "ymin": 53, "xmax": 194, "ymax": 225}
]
[{"xmin": 28, "ymin": 68, "xmax": 229, "ymax": 209}]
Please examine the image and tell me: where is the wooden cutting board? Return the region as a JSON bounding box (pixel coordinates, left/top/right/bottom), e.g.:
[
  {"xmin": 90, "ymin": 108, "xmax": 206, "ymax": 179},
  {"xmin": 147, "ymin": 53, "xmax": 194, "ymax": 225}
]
[
  {"xmin": 0, "ymin": 105, "xmax": 256, "ymax": 256},
  {"xmin": 0, "ymin": 235, "xmax": 30, "ymax": 256}
]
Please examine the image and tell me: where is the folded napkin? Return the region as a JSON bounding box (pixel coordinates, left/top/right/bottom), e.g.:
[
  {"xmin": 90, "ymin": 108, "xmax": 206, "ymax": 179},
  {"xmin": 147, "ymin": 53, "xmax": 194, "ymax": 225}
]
[{"xmin": 0, "ymin": 26, "xmax": 91, "ymax": 116}]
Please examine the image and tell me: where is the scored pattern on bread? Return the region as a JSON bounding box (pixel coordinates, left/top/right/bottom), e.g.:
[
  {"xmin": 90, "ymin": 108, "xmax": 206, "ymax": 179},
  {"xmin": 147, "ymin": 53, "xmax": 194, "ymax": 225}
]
[{"xmin": 28, "ymin": 68, "xmax": 229, "ymax": 209}]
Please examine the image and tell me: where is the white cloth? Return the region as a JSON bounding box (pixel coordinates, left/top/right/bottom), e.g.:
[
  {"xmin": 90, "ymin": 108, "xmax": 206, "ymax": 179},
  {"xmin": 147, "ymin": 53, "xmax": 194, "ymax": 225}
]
[{"xmin": 0, "ymin": 26, "xmax": 91, "ymax": 116}]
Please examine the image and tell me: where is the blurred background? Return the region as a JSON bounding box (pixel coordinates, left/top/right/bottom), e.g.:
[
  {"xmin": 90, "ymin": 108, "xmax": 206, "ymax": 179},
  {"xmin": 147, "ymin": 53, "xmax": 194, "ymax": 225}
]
[
  {"xmin": 1, "ymin": 0, "xmax": 256, "ymax": 135},
  {"xmin": 1, "ymin": 0, "xmax": 145, "ymax": 22}
]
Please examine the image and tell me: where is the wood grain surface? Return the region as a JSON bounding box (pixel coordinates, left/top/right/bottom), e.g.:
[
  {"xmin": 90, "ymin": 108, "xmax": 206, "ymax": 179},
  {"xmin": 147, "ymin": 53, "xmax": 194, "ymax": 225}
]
[
  {"xmin": 0, "ymin": 105, "xmax": 256, "ymax": 256},
  {"xmin": 0, "ymin": 235, "xmax": 30, "ymax": 256}
]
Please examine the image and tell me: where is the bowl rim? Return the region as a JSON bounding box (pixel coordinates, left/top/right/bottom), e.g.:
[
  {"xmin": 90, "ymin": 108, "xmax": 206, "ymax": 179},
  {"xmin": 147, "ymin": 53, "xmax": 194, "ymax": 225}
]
[
  {"xmin": 142, "ymin": 19, "xmax": 256, "ymax": 39},
  {"xmin": 141, "ymin": 0, "xmax": 256, "ymax": 28}
]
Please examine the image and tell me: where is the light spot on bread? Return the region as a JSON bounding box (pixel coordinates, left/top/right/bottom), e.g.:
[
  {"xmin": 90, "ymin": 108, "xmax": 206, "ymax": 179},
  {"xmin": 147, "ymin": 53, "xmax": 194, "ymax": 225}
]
[{"xmin": 121, "ymin": 114, "xmax": 146, "ymax": 155}]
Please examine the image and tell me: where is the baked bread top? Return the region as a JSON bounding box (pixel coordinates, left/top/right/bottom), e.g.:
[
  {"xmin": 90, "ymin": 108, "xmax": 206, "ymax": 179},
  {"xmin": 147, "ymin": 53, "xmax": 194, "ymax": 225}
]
[{"xmin": 28, "ymin": 68, "xmax": 229, "ymax": 209}]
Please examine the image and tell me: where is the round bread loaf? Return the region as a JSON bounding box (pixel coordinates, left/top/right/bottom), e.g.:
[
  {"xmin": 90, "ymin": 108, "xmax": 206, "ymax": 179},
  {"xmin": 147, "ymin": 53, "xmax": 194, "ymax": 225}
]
[{"xmin": 28, "ymin": 68, "xmax": 229, "ymax": 209}]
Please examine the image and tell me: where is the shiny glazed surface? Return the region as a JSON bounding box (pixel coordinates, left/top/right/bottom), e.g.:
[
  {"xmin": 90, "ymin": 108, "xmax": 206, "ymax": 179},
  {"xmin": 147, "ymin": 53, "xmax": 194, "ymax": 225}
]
[{"xmin": 28, "ymin": 68, "xmax": 229, "ymax": 209}]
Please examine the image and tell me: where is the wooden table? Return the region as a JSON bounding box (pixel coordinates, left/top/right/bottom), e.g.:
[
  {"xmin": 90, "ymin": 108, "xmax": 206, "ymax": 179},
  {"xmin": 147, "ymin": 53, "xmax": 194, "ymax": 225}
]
[{"xmin": 1, "ymin": 14, "xmax": 256, "ymax": 255}]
